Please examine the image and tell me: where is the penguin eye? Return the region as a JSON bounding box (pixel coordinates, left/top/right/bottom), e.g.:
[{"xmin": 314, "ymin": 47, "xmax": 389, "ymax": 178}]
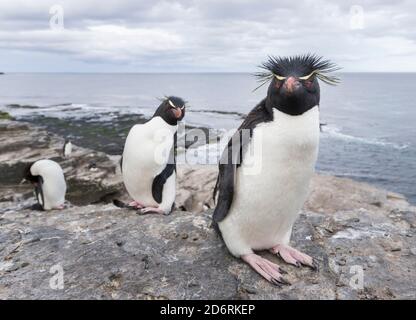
[
  {"xmin": 274, "ymin": 74, "xmax": 286, "ymax": 81},
  {"xmin": 180, "ymin": 105, "xmax": 185, "ymax": 110},
  {"xmin": 299, "ymin": 72, "xmax": 315, "ymax": 81}
]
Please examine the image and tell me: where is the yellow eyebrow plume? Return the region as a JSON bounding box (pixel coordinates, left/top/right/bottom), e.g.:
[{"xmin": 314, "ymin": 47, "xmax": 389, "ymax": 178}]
[
  {"xmin": 168, "ymin": 100, "xmax": 177, "ymax": 108},
  {"xmin": 274, "ymin": 74, "xmax": 286, "ymax": 81},
  {"xmin": 298, "ymin": 71, "xmax": 315, "ymax": 80}
]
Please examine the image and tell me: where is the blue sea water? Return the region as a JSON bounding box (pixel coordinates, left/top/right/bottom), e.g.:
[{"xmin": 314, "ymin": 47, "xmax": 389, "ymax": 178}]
[{"xmin": 0, "ymin": 73, "xmax": 415, "ymax": 204}]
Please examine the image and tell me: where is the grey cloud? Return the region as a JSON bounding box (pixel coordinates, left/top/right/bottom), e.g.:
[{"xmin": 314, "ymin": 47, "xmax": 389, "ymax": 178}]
[{"xmin": 0, "ymin": 0, "xmax": 415, "ymax": 72}]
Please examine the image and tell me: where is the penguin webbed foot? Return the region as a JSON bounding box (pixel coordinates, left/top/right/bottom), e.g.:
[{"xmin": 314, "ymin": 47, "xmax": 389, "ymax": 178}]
[
  {"xmin": 113, "ymin": 199, "xmax": 144, "ymax": 211},
  {"xmin": 128, "ymin": 200, "xmax": 145, "ymax": 209},
  {"xmin": 113, "ymin": 200, "xmax": 170, "ymax": 215},
  {"xmin": 270, "ymin": 244, "xmax": 318, "ymax": 270},
  {"xmin": 241, "ymin": 253, "xmax": 290, "ymax": 286}
]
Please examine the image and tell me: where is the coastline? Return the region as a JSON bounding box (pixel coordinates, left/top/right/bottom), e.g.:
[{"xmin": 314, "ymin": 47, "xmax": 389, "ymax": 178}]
[{"xmin": 0, "ymin": 119, "xmax": 415, "ymax": 299}]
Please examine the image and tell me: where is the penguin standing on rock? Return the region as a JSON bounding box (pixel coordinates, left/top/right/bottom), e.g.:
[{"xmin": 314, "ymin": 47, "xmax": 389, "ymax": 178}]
[
  {"xmin": 116, "ymin": 96, "xmax": 185, "ymax": 215},
  {"xmin": 62, "ymin": 139, "xmax": 72, "ymax": 158},
  {"xmin": 213, "ymin": 54, "xmax": 339, "ymax": 285},
  {"xmin": 22, "ymin": 159, "xmax": 67, "ymax": 210}
]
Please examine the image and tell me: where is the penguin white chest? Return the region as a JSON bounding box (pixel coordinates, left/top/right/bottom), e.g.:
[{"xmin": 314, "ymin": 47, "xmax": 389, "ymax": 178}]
[
  {"xmin": 122, "ymin": 117, "xmax": 176, "ymax": 206},
  {"xmin": 219, "ymin": 106, "xmax": 320, "ymax": 256},
  {"xmin": 63, "ymin": 142, "xmax": 72, "ymax": 158}
]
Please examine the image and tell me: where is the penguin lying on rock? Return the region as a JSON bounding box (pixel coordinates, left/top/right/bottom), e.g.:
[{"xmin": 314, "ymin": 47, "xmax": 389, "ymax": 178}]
[
  {"xmin": 213, "ymin": 54, "xmax": 339, "ymax": 285},
  {"xmin": 114, "ymin": 96, "xmax": 186, "ymax": 215},
  {"xmin": 22, "ymin": 159, "xmax": 67, "ymax": 211}
]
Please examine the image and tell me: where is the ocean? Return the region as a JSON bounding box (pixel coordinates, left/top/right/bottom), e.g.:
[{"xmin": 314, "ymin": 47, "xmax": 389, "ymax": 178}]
[{"xmin": 0, "ymin": 73, "xmax": 415, "ymax": 204}]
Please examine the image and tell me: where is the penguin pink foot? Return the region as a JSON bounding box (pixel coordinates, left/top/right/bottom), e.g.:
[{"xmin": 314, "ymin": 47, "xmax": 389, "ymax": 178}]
[
  {"xmin": 270, "ymin": 244, "xmax": 317, "ymax": 270},
  {"xmin": 128, "ymin": 200, "xmax": 144, "ymax": 209},
  {"xmin": 140, "ymin": 207, "xmax": 167, "ymax": 215},
  {"xmin": 241, "ymin": 253, "xmax": 289, "ymax": 286}
]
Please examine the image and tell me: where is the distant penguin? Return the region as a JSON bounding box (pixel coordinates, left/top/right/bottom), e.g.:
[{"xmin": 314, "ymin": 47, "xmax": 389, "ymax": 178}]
[
  {"xmin": 63, "ymin": 139, "xmax": 72, "ymax": 158},
  {"xmin": 23, "ymin": 159, "xmax": 67, "ymax": 210},
  {"xmin": 118, "ymin": 96, "xmax": 185, "ymax": 215},
  {"xmin": 88, "ymin": 162, "xmax": 98, "ymax": 172},
  {"xmin": 213, "ymin": 55, "xmax": 339, "ymax": 285}
]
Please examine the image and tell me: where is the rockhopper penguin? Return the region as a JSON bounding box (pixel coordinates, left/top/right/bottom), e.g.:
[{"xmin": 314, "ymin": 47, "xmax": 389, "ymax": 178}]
[
  {"xmin": 63, "ymin": 139, "xmax": 72, "ymax": 158},
  {"xmin": 22, "ymin": 159, "xmax": 67, "ymax": 211},
  {"xmin": 119, "ymin": 96, "xmax": 185, "ymax": 215},
  {"xmin": 213, "ymin": 54, "xmax": 339, "ymax": 285}
]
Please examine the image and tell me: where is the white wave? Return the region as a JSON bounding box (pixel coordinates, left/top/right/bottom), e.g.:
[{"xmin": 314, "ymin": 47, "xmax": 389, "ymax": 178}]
[
  {"xmin": 321, "ymin": 125, "xmax": 409, "ymax": 150},
  {"xmin": 1, "ymin": 103, "xmax": 149, "ymax": 121}
]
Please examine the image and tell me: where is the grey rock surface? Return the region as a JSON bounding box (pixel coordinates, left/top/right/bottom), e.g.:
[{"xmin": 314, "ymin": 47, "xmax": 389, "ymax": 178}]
[
  {"xmin": 0, "ymin": 204, "xmax": 415, "ymax": 299},
  {"xmin": 1, "ymin": 120, "xmax": 415, "ymax": 299},
  {"xmin": 0, "ymin": 120, "xmax": 123, "ymax": 206}
]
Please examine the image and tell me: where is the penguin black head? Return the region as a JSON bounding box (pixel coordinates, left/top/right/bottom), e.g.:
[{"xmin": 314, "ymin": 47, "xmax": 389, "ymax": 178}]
[
  {"xmin": 22, "ymin": 162, "xmax": 38, "ymax": 184},
  {"xmin": 153, "ymin": 96, "xmax": 186, "ymax": 125},
  {"xmin": 255, "ymin": 54, "xmax": 340, "ymax": 116}
]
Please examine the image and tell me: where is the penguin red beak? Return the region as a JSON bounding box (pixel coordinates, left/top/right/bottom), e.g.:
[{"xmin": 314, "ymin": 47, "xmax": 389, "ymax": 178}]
[
  {"xmin": 284, "ymin": 76, "xmax": 301, "ymax": 94},
  {"xmin": 168, "ymin": 100, "xmax": 184, "ymax": 119},
  {"xmin": 172, "ymin": 107, "xmax": 182, "ymax": 119}
]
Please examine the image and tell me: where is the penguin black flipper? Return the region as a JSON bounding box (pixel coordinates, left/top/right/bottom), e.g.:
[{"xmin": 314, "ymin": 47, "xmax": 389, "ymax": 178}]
[
  {"xmin": 119, "ymin": 155, "xmax": 123, "ymax": 173},
  {"xmin": 213, "ymin": 99, "xmax": 273, "ymax": 224},
  {"xmin": 34, "ymin": 176, "xmax": 45, "ymax": 211},
  {"xmin": 152, "ymin": 163, "xmax": 175, "ymax": 203},
  {"xmin": 151, "ymin": 132, "xmax": 177, "ymax": 204}
]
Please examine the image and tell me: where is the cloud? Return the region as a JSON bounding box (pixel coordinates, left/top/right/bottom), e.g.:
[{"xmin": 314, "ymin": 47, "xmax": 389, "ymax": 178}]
[
  {"xmin": 0, "ymin": 26, "xmax": 183, "ymax": 63},
  {"xmin": 0, "ymin": 0, "xmax": 415, "ymax": 72}
]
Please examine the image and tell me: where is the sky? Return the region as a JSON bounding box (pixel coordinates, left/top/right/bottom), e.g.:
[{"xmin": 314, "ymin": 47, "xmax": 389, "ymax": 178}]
[{"xmin": 0, "ymin": 0, "xmax": 415, "ymax": 73}]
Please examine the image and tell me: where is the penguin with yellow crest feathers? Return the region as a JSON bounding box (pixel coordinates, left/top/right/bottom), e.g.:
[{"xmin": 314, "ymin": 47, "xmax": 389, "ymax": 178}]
[{"xmin": 213, "ymin": 54, "xmax": 340, "ymax": 285}]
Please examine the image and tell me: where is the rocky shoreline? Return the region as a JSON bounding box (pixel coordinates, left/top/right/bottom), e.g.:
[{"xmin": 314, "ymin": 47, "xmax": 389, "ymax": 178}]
[{"xmin": 0, "ymin": 119, "xmax": 415, "ymax": 299}]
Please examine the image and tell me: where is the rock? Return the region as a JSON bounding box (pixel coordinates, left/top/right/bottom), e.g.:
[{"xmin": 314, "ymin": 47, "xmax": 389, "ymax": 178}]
[
  {"xmin": 305, "ymin": 174, "xmax": 389, "ymax": 213},
  {"xmin": 0, "ymin": 204, "xmax": 415, "ymax": 299},
  {"xmin": 0, "ymin": 111, "xmax": 13, "ymax": 120},
  {"xmin": 0, "ymin": 120, "xmax": 416, "ymax": 299},
  {"xmin": 0, "ymin": 120, "xmax": 217, "ymax": 211},
  {"xmin": 176, "ymin": 165, "xmax": 218, "ymax": 212},
  {"xmin": 0, "ymin": 120, "xmax": 123, "ymax": 206}
]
